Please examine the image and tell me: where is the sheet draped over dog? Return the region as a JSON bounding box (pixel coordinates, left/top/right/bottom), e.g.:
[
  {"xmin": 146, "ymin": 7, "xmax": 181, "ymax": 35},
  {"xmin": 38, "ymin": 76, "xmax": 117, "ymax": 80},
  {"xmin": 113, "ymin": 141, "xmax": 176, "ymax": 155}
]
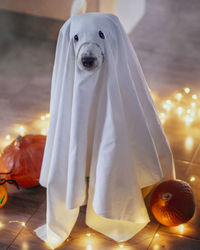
[{"xmin": 34, "ymin": 13, "xmax": 175, "ymax": 248}]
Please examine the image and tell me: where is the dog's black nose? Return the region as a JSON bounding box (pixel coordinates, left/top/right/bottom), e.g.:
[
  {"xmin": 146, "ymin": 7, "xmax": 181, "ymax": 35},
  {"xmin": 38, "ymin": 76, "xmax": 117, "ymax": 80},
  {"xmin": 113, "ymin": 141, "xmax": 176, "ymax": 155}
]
[{"xmin": 81, "ymin": 57, "xmax": 96, "ymax": 68}]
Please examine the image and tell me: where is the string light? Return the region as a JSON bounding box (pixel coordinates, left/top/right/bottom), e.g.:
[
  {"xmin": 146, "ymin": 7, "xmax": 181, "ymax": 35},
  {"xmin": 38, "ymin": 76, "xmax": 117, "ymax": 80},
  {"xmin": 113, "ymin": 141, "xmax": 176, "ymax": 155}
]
[
  {"xmin": 22, "ymin": 242, "xmax": 29, "ymax": 250},
  {"xmin": 0, "ymin": 88, "xmax": 200, "ymax": 249},
  {"xmin": 3, "ymin": 87, "xmax": 199, "ymax": 152},
  {"xmin": 176, "ymin": 93, "xmax": 182, "ymax": 100},
  {"xmin": 86, "ymin": 244, "xmax": 92, "ymax": 250},
  {"xmin": 153, "ymin": 244, "xmax": 159, "ymax": 250},
  {"xmin": 185, "ymin": 136, "xmax": 194, "ymax": 150},
  {"xmin": 8, "ymin": 220, "xmax": 26, "ymax": 227},
  {"xmin": 18, "ymin": 125, "xmax": 25, "ymax": 136},
  {"xmin": 166, "ymin": 100, "xmax": 172, "ymax": 105},
  {"xmin": 6, "ymin": 135, "xmax": 11, "ymax": 140},
  {"xmin": 184, "ymin": 88, "xmax": 190, "ymax": 94},
  {"xmin": 184, "ymin": 115, "xmax": 193, "ymax": 126},
  {"xmin": 192, "ymin": 94, "xmax": 197, "ymax": 100},
  {"xmin": 41, "ymin": 128, "xmax": 47, "ymax": 135},
  {"xmin": 178, "ymin": 224, "xmax": 184, "ymax": 233},
  {"xmin": 160, "ymin": 113, "xmax": 166, "ymax": 118},
  {"xmin": 177, "ymin": 107, "xmax": 184, "ymax": 115}
]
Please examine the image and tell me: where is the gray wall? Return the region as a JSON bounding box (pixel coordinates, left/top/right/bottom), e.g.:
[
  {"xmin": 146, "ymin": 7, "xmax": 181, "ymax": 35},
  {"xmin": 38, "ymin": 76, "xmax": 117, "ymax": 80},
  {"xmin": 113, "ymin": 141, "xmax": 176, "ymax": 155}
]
[{"xmin": 130, "ymin": 0, "xmax": 200, "ymax": 94}]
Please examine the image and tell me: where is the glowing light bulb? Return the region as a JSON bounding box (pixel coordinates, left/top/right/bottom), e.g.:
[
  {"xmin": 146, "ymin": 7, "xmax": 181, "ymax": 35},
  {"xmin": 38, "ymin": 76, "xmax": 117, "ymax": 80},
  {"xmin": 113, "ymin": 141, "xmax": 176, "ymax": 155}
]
[
  {"xmin": 184, "ymin": 116, "xmax": 193, "ymax": 126},
  {"xmin": 21, "ymin": 222, "xmax": 25, "ymax": 227},
  {"xmin": 19, "ymin": 126, "xmax": 25, "ymax": 136},
  {"xmin": 153, "ymin": 244, "xmax": 159, "ymax": 250},
  {"xmin": 22, "ymin": 242, "xmax": 29, "ymax": 250},
  {"xmin": 41, "ymin": 128, "xmax": 47, "ymax": 135},
  {"xmin": 160, "ymin": 119, "xmax": 165, "ymax": 124},
  {"xmin": 159, "ymin": 113, "xmax": 166, "ymax": 124},
  {"xmin": 191, "ymin": 102, "xmax": 196, "ymax": 108},
  {"xmin": 179, "ymin": 224, "xmax": 184, "ymax": 233},
  {"xmin": 192, "ymin": 94, "xmax": 197, "ymax": 100},
  {"xmin": 151, "ymin": 92, "xmax": 157, "ymax": 101},
  {"xmin": 190, "ymin": 111, "xmax": 195, "ymax": 117},
  {"xmin": 163, "ymin": 104, "xmax": 168, "ymax": 109},
  {"xmin": 46, "ymin": 113, "xmax": 50, "ymax": 118},
  {"xmin": 87, "ymin": 244, "xmax": 92, "ymax": 250},
  {"xmin": 166, "ymin": 99, "xmax": 172, "ymax": 105},
  {"xmin": 86, "ymin": 233, "xmax": 91, "ymax": 237},
  {"xmin": 160, "ymin": 113, "xmax": 166, "ymax": 118},
  {"xmin": 176, "ymin": 93, "xmax": 182, "ymax": 100},
  {"xmin": 0, "ymin": 222, "xmax": 3, "ymax": 228},
  {"xmin": 6, "ymin": 135, "xmax": 11, "ymax": 140},
  {"xmin": 184, "ymin": 88, "xmax": 190, "ymax": 94},
  {"xmin": 155, "ymin": 233, "xmax": 159, "ymax": 237},
  {"xmin": 177, "ymin": 107, "xmax": 184, "ymax": 115},
  {"xmin": 185, "ymin": 136, "xmax": 194, "ymax": 150},
  {"xmin": 163, "ymin": 104, "xmax": 171, "ymax": 112},
  {"xmin": 41, "ymin": 116, "xmax": 45, "ymax": 121},
  {"xmin": 119, "ymin": 245, "xmax": 124, "ymax": 248},
  {"xmin": 187, "ymin": 109, "xmax": 191, "ymax": 114},
  {"xmin": 190, "ymin": 176, "xmax": 195, "ymax": 182}
]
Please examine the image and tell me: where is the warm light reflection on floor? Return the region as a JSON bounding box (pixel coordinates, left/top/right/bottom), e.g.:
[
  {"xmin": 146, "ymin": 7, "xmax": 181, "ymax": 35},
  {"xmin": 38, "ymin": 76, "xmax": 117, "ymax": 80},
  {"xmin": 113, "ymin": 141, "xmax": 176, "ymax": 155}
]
[
  {"xmin": 178, "ymin": 224, "xmax": 185, "ymax": 233},
  {"xmin": 154, "ymin": 88, "xmax": 200, "ymax": 128},
  {"xmin": 185, "ymin": 136, "xmax": 194, "ymax": 151},
  {"xmin": 1, "ymin": 88, "xmax": 200, "ymax": 152}
]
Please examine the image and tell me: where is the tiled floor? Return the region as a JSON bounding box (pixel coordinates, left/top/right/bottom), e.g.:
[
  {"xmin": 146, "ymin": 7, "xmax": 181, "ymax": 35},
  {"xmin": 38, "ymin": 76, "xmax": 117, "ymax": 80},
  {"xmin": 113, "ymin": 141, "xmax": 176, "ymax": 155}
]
[{"xmin": 1, "ymin": 0, "xmax": 200, "ymax": 249}]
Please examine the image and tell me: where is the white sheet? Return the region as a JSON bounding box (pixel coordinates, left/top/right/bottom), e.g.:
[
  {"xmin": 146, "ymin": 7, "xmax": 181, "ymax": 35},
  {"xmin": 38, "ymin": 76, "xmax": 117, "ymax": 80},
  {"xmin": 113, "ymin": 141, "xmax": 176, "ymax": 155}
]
[{"xmin": 35, "ymin": 13, "xmax": 175, "ymax": 249}]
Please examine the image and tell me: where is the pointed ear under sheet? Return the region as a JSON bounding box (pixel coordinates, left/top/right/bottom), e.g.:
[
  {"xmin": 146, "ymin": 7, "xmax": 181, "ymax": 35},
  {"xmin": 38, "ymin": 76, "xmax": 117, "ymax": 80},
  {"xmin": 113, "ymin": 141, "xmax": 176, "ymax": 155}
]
[{"xmin": 71, "ymin": 0, "xmax": 87, "ymax": 16}]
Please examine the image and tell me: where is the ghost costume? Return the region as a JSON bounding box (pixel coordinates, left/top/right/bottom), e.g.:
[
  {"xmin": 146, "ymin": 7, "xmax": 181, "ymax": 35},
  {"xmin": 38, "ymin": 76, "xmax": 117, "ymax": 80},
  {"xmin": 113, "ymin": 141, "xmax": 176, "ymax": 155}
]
[{"xmin": 35, "ymin": 13, "xmax": 175, "ymax": 249}]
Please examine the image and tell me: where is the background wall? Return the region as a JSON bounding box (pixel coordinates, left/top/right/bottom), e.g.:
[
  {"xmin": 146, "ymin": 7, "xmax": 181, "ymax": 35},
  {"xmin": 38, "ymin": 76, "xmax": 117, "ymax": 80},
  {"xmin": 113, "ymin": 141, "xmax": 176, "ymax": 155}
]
[
  {"xmin": 130, "ymin": 0, "xmax": 200, "ymax": 93},
  {"xmin": 0, "ymin": 0, "xmax": 99, "ymax": 20},
  {"xmin": 0, "ymin": 0, "xmax": 145, "ymax": 33}
]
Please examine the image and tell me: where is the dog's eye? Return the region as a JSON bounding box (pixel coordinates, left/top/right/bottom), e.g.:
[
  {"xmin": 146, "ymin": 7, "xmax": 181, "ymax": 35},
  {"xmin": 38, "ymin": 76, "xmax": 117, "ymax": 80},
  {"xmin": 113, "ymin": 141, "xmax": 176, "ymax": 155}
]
[
  {"xmin": 99, "ymin": 31, "xmax": 105, "ymax": 39},
  {"xmin": 74, "ymin": 34, "xmax": 79, "ymax": 42}
]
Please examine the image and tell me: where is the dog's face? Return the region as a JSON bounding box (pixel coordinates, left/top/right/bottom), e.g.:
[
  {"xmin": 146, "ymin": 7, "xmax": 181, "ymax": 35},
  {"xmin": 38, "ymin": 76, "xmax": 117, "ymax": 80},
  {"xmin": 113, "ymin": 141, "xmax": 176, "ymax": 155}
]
[
  {"xmin": 77, "ymin": 42, "xmax": 104, "ymax": 71},
  {"xmin": 71, "ymin": 15, "xmax": 108, "ymax": 71}
]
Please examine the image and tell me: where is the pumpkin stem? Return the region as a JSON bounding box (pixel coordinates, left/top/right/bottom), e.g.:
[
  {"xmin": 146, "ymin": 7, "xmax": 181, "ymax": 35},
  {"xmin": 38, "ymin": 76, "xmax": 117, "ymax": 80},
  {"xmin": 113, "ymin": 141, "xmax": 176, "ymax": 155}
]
[
  {"xmin": 162, "ymin": 192, "xmax": 172, "ymax": 201},
  {"xmin": 14, "ymin": 135, "xmax": 23, "ymax": 150},
  {"xmin": 16, "ymin": 135, "xmax": 23, "ymax": 142}
]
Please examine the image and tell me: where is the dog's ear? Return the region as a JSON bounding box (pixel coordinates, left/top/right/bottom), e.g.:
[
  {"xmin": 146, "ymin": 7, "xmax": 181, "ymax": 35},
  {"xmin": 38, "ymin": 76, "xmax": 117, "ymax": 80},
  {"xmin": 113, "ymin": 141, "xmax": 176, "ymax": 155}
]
[{"xmin": 71, "ymin": 0, "xmax": 87, "ymax": 16}]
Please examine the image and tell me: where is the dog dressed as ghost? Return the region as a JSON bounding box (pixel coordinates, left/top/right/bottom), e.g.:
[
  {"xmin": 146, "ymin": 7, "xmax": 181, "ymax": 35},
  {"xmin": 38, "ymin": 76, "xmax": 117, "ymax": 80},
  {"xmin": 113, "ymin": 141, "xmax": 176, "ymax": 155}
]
[{"xmin": 35, "ymin": 13, "xmax": 175, "ymax": 248}]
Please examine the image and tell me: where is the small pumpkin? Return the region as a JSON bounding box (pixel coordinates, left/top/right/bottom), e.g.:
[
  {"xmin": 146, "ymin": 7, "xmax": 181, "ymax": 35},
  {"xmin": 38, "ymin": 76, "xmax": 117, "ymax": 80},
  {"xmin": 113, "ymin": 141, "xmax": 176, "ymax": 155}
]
[
  {"xmin": 0, "ymin": 134, "xmax": 46, "ymax": 188},
  {"xmin": 0, "ymin": 179, "xmax": 7, "ymax": 208},
  {"xmin": 0, "ymin": 170, "xmax": 19, "ymax": 208},
  {"xmin": 150, "ymin": 179, "xmax": 195, "ymax": 226}
]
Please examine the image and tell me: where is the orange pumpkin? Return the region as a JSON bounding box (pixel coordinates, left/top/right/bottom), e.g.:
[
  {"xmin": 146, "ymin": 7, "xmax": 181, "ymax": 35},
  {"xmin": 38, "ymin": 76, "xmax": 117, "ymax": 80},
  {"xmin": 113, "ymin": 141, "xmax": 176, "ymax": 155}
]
[
  {"xmin": 150, "ymin": 179, "xmax": 195, "ymax": 226},
  {"xmin": 0, "ymin": 179, "xmax": 8, "ymax": 208},
  {"xmin": 0, "ymin": 135, "xmax": 46, "ymax": 188}
]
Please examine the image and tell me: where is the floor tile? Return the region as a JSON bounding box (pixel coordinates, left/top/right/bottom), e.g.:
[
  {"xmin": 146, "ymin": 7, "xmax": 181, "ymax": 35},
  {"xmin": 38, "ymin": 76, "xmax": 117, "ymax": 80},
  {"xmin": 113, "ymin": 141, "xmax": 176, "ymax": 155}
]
[{"xmin": 148, "ymin": 230, "xmax": 200, "ymax": 250}]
